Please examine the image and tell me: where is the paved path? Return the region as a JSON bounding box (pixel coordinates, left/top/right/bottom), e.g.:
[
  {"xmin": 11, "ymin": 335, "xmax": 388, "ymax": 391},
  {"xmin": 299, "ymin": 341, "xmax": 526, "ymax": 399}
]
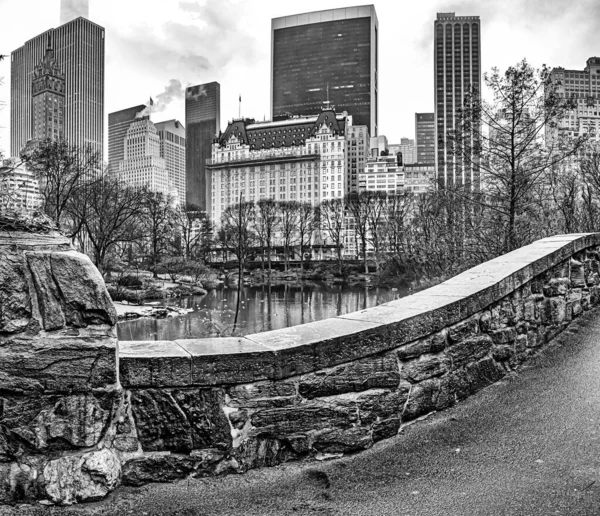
[{"xmin": 5, "ymin": 308, "xmax": 600, "ymax": 516}]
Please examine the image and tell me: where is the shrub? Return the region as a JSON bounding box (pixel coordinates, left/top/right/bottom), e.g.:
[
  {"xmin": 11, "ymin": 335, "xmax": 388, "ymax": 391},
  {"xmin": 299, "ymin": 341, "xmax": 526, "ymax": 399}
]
[{"xmin": 117, "ymin": 274, "xmax": 143, "ymax": 288}]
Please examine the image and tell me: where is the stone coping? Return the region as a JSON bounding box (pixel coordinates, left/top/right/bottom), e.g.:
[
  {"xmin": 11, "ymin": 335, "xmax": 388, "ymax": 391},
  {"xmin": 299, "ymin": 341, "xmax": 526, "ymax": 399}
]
[{"xmin": 119, "ymin": 233, "xmax": 599, "ymax": 388}]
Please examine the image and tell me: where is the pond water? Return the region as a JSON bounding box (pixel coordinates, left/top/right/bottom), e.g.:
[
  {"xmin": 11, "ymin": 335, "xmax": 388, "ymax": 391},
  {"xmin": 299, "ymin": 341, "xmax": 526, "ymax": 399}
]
[{"xmin": 117, "ymin": 282, "xmax": 409, "ymax": 341}]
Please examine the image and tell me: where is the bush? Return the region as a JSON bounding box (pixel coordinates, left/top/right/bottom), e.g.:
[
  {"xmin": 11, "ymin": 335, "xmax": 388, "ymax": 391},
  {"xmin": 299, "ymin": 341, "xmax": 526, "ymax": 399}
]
[{"xmin": 117, "ymin": 274, "xmax": 143, "ymax": 288}]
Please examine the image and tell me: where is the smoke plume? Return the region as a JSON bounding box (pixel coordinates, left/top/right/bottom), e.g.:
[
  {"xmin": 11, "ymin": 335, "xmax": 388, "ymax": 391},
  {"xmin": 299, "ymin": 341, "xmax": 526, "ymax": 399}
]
[{"xmin": 136, "ymin": 79, "xmax": 185, "ymax": 118}]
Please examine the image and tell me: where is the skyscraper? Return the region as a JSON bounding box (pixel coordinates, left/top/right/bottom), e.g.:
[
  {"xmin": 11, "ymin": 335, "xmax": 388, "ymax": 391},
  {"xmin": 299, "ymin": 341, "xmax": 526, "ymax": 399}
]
[
  {"xmin": 118, "ymin": 117, "xmax": 169, "ymax": 195},
  {"xmin": 155, "ymin": 119, "xmax": 186, "ymax": 204},
  {"xmin": 415, "ymin": 113, "xmax": 435, "ymax": 164},
  {"xmin": 185, "ymin": 82, "xmax": 220, "ymax": 211},
  {"xmin": 11, "ymin": 17, "xmax": 105, "ymax": 158},
  {"xmin": 108, "ymin": 105, "xmax": 146, "ymax": 173},
  {"xmin": 31, "ymin": 37, "xmax": 65, "ymax": 143},
  {"xmin": 434, "ymin": 12, "xmax": 481, "ymax": 189},
  {"xmin": 271, "ymin": 5, "xmax": 378, "ymax": 136},
  {"xmin": 547, "ymin": 58, "xmax": 600, "ymax": 142},
  {"xmin": 60, "ymin": 0, "xmax": 89, "ymax": 25}
]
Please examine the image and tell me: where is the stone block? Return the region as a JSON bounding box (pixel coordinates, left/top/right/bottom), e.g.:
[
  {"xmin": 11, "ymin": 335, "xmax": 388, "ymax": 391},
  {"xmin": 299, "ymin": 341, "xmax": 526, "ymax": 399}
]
[
  {"xmin": 312, "ymin": 426, "xmax": 372, "ymax": 453},
  {"xmin": 402, "ymin": 378, "xmax": 443, "ymax": 421},
  {"xmin": 177, "ymin": 338, "xmax": 277, "ymax": 386},
  {"xmin": 401, "ymin": 353, "xmax": 450, "ymax": 383},
  {"xmin": 233, "ymin": 437, "xmax": 296, "ymax": 471},
  {"xmin": 396, "ymin": 330, "xmax": 447, "ymax": 360},
  {"xmin": 464, "ymin": 357, "xmax": 505, "ymax": 393},
  {"xmin": 122, "ymin": 453, "xmax": 202, "ymax": 486},
  {"xmin": 250, "ymin": 400, "xmax": 358, "ymax": 437},
  {"xmin": 25, "ymin": 251, "xmax": 117, "ymax": 331},
  {"xmin": 372, "ymin": 417, "xmax": 401, "ymax": 442},
  {"xmin": 119, "ymin": 341, "xmax": 191, "ymax": 388},
  {"xmin": 570, "ymin": 259, "xmax": 586, "ymax": 287},
  {"xmin": 523, "ymin": 299, "xmax": 537, "ymax": 322},
  {"xmin": 445, "ymin": 335, "xmax": 493, "ymax": 369},
  {"xmin": 488, "ymin": 328, "xmax": 517, "ymax": 345},
  {"xmin": 299, "ymin": 353, "xmax": 399, "ymax": 399},
  {"xmin": 355, "ymin": 386, "xmax": 410, "ymax": 424},
  {"xmin": 228, "ymin": 380, "xmax": 298, "ymax": 408},
  {"xmin": 130, "ymin": 388, "xmax": 231, "ymax": 453},
  {"xmin": 0, "ymin": 333, "xmax": 117, "ymax": 393},
  {"xmin": 491, "ymin": 345, "xmax": 513, "ymax": 362},
  {"xmin": 448, "ymin": 316, "xmax": 480, "ymax": 342},
  {"xmin": 0, "ymin": 251, "xmax": 32, "ymax": 333},
  {"xmin": 543, "ymin": 278, "xmax": 570, "ymax": 297},
  {"xmin": 1, "ymin": 392, "xmax": 116, "ymax": 451},
  {"xmin": 43, "ymin": 449, "xmax": 121, "ymax": 505},
  {"xmin": 0, "ymin": 459, "xmax": 44, "ymax": 504}
]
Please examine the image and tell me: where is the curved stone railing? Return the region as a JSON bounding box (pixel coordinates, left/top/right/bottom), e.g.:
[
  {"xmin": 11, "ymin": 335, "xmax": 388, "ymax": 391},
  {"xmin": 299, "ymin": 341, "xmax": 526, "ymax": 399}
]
[
  {"xmin": 118, "ymin": 233, "xmax": 600, "ymax": 486},
  {"xmin": 2, "ymin": 232, "xmax": 599, "ymax": 505}
]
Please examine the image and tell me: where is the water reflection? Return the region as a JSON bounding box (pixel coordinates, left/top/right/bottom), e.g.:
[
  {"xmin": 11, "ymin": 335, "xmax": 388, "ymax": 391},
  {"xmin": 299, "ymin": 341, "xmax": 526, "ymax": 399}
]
[{"xmin": 117, "ymin": 282, "xmax": 408, "ymax": 341}]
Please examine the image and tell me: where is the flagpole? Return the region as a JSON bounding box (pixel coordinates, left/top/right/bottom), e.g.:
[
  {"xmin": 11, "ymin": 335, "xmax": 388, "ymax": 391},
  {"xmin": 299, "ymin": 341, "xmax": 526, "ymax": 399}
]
[{"xmin": 238, "ymin": 94, "xmax": 241, "ymax": 119}]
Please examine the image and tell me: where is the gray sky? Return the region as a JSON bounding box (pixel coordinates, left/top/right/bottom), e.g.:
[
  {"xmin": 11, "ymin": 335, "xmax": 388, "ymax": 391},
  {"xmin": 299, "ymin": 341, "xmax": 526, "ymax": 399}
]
[{"xmin": 0, "ymin": 0, "xmax": 598, "ymax": 157}]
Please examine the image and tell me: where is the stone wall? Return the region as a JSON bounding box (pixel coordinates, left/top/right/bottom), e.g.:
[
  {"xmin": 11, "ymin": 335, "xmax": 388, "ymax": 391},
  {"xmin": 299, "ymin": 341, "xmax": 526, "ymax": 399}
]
[
  {"xmin": 0, "ymin": 232, "xmax": 126, "ymax": 505},
  {"xmin": 2, "ymin": 232, "xmax": 599, "ymax": 505},
  {"xmin": 119, "ymin": 234, "xmax": 600, "ymax": 486}
]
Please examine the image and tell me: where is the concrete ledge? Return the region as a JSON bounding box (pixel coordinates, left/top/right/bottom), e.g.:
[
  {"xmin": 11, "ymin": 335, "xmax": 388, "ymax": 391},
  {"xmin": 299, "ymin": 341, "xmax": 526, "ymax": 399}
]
[{"xmin": 119, "ymin": 234, "xmax": 600, "ymax": 388}]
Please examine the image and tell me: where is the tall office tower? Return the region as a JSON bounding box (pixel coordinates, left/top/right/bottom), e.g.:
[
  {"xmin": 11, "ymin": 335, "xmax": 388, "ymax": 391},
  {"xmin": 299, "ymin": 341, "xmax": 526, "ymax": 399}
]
[
  {"xmin": 415, "ymin": 113, "xmax": 435, "ymax": 164},
  {"xmin": 185, "ymin": 82, "xmax": 220, "ymax": 211},
  {"xmin": 155, "ymin": 120, "xmax": 186, "ymax": 204},
  {"xmin": 346, "ymin": 125, "xmax": 369, "ymax": 193},
  {"xmin": 108, "ymin": 105, "xmax": 146, "ymax": 173},
  {"xmin": 30, "ymin": 37, "xmax": 65, "ymax": 143},
  {"xmin": 11, "ymin": 17, "xmax": 105, "ymax": 159},
  {"xmin": 118, "ymin": 117, "xmax": 170, "ymax": 195},
  {"xmin": 547, "ymin": 58, "xmax": 600, "ymax": 142},
  {"xmin": 434, "ymin": 12, "xmax": 481, "ymax": 189},
  {"xmin": 271, "ymin": 5, "xmax": 379, "ymax": 136},
  {"xmin": 60, "ymin": 0, "xmax": 89, "ymax": 25}
]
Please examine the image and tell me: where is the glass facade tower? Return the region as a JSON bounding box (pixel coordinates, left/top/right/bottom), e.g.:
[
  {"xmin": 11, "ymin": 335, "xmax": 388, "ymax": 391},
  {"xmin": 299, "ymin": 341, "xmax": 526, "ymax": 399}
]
[
  {"xmin": 11, "ymin": 17, "xmax": 105, "ymax": 159},
  {"xmin": 185, "ymin": 82, "xmax": 220, "ymax": 211},
  {"xmin": 434, "ymin": 12, "xmax": 480, "ymax": 189},
  {"xmin": 271, "ymin": 5, "xmax": 378, "ymax": 136},
  {"xmin": 415, "ymin": 113, "xmax": 435, "ymax": 164}
]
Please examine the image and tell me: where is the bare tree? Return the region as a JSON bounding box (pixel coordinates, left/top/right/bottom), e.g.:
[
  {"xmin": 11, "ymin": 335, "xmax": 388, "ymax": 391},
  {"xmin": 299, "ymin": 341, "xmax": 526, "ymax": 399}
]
[
  {"xmin": 319, "ymin": 198, "xmax": 346, "ymax": 274},
  {"xmin": 297, "ymin": 202, "xmax": 317, "ymax": 271},
  {"xmin": 171, "ymin": 202, "xmax": 212, "ymax": 260},
  {"xmin": 74, "ymin": 175, "xmax": 147, "ymax": 274},
  {"xmin": 254, "ymin": 198, "xmax": 280, "ymax": 273},
  {"xmin": 218, "ymin": 201, "xmax": 257, "ymax": 329},
  {"xmin": 279, "ymin": 200, "xmax": 301, "ymax": 271},
  {"xmin": 450, "ymin": 59, "xmax": 588, "ymax": 254},
  {"xmin": 20, "ymin": 138, "xmax": 101, "ymax": 235},
  {"xmin": 144, "ymin": 191, "xmax": 176, "ymax": 278}
]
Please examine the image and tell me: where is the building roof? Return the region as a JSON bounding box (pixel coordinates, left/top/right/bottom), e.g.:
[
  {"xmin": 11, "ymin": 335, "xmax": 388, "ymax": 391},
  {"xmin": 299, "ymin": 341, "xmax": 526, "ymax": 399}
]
[
  {"xmin": 215, "ymin": 109, "xmax": 348, "ymax": 150},
  {"xmin": 272, "ymin": 5, "xmax": 377, "ymax": 30}
]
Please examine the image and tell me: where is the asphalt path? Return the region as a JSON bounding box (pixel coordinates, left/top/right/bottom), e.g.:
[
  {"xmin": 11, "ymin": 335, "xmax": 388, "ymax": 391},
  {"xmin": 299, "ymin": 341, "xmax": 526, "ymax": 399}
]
[{"xmin": 5, "ymin": 307, "xmax": 600, "ymax": 516}]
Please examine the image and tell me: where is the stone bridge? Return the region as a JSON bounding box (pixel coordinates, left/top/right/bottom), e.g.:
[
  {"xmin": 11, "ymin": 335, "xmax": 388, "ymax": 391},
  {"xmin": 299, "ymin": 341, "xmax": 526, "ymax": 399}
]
[{"xmin": 0, "ymin": 231, "xmax": 598, "ymax": 505}]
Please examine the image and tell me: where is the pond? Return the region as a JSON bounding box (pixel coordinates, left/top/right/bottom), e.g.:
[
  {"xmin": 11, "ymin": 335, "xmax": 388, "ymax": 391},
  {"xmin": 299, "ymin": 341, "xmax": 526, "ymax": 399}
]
[{"xmin": 117, "ymin": 282, "xmax": 409, "ymax": 341}]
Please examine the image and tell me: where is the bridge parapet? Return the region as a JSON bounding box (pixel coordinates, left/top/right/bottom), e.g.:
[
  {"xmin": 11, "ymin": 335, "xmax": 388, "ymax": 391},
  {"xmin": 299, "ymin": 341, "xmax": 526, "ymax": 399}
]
[
  {"xmin": 118, "ymin": 233, "xmax": 600, "ymax": 486},
  {"xmin": 1, "ymin": 232, "xmax": 599, "ymax": 504}
]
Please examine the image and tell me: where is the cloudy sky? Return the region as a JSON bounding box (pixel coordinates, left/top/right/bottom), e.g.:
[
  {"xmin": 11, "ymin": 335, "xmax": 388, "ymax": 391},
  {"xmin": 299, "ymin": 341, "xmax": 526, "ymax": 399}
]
[{"xmin": 0, "ymin": 0, "xmax": 598, "ymax": 157}]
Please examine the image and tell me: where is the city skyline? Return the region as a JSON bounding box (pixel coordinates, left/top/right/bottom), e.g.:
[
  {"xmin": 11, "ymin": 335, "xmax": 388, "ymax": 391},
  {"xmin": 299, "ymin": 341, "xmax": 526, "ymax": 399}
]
[{"xmin": 1, "ymin": 0, "xmax": 599, "ymax": 158}]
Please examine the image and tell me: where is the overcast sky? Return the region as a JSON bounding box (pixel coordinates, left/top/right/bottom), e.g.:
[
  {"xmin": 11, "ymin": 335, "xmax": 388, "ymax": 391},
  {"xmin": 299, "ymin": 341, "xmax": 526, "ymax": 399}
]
[{"xmin": 0, "ymin": 0, "xmax": 599, "ymax": 157}]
